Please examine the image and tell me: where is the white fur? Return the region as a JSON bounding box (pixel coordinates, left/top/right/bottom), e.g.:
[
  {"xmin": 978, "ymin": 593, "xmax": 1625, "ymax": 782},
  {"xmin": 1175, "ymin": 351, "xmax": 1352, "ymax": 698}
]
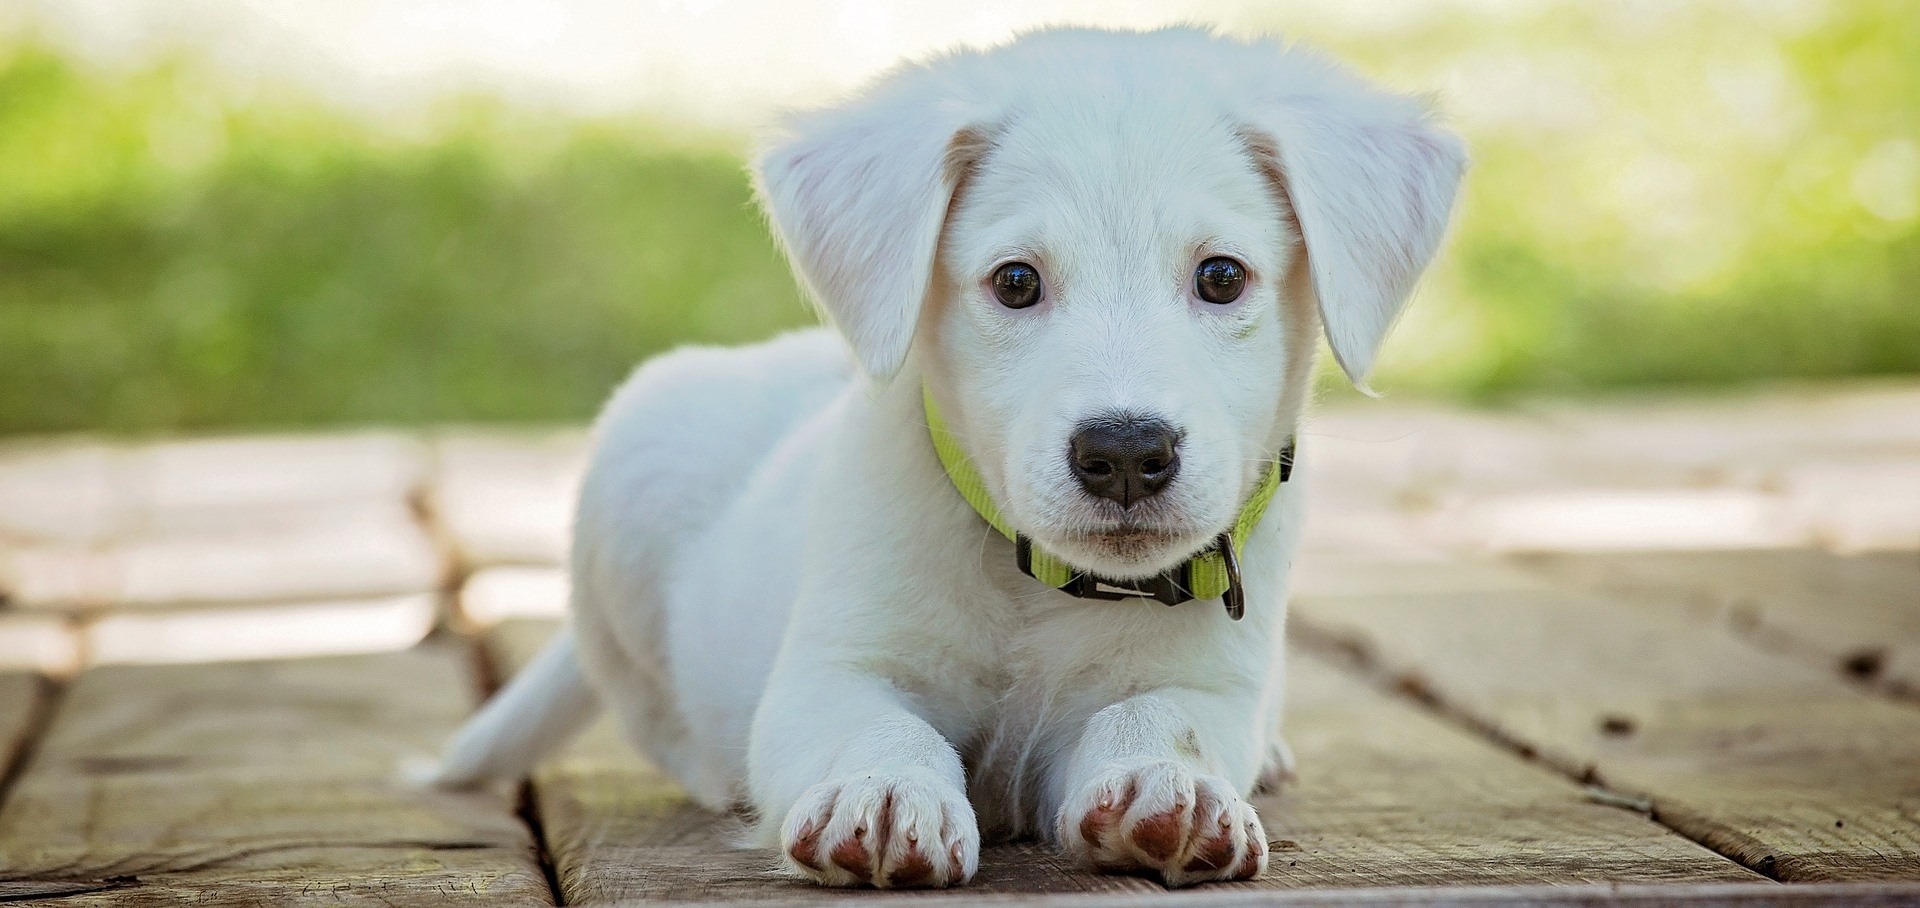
[
  {"xmin": 434, "ymin": 26, "xmax": 1464, "ymax": 889},
  {"xmin": 434, "ymin": 629, "xmax": 597, "ymax": 788}
]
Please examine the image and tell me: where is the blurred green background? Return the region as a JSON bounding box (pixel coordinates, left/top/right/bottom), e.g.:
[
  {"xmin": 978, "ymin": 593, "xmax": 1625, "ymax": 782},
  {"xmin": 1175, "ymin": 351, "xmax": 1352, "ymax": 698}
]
[{"xmin": 1, "ymin": 2, "xmax": 1915, "ymax": 435}]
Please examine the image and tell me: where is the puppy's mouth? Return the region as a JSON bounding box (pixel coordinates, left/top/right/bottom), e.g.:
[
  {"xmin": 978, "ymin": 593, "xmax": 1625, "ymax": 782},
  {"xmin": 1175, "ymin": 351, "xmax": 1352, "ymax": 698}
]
[
  {"xmin": 1050, "ymin": 501, "xmax": 1219, "ymax": 575},
  {"xmin": 1080, "ymin": 526, "xmax": 1184, "ymax": 561},
  {"xmin": 1041, "ymin": 520, "xmax": 1218, "ymax": 581},
  {"xmin": 1003, "ymin": 473, "xmax": 1226, "ymax": 578}
]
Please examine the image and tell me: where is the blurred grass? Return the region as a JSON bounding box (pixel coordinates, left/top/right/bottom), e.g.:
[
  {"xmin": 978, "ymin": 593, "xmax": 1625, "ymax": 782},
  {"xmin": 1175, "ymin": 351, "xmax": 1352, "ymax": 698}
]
[
  {"xmin": 0, "ymin": 46, "xmax": 809, "ymax": 434},
  {"xmin": 1339, "ymin": 1, "xmax": 1920, "ymax": 395},
  {"xmin": 2, "ymin": 2, "xmax": 1918, "ymax": 435}
]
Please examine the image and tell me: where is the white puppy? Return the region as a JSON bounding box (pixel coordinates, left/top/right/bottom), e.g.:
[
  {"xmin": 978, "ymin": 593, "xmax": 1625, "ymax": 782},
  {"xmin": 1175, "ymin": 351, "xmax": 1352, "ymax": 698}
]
[{"xmin": 435, "ymin": 26, "xmax": 1464, "ymax": 889}]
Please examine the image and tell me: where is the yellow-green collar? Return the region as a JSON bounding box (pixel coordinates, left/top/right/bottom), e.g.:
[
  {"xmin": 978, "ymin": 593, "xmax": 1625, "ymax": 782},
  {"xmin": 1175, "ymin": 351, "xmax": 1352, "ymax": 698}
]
[{"xmin": 924, "ymin": 387, "xmax": 1292, "ymax": 620}]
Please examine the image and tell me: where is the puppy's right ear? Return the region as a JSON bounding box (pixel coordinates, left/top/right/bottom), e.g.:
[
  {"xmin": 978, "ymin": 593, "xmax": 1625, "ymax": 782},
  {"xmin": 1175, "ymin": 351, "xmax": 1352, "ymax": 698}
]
[
  {"xmin": 754, "ymin": 78, "xmax": 990, "ymax": 380},
  {"xmin": 1239, "ymin": 49, "xmax": 1467, "ymax": 388}
]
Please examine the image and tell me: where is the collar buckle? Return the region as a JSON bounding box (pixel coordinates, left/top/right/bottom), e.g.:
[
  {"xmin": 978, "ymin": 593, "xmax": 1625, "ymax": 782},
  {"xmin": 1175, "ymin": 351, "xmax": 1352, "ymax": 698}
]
[{"xmin": 1017, "ymin": 533, "xmax": 1246, "ymax": 619}]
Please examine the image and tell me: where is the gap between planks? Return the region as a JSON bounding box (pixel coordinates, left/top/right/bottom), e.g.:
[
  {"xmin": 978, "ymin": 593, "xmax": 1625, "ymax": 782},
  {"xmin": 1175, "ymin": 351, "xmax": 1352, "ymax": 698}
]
[
  {"xmin": 464, "ymin": 624, "xmax": 569, "ymax": 907},
  {"xmin": 0, "ymin": 646, "xmax": 555, "ymax": 904},
  {"xmin": 0, "ymin": 673, "xmax": 62, "ymax": 817},
  {"xmin": 1507, "ymin": 550, "xmax": 1920, "ymax": 710},
  {"xmin": 1285, "ymin": 618, "xmax": 1731, "ymax": 872},
  {"xmin": 480, "ymin": 618, "xmax": 1773, "ymax": 903},
  {"xmin": 1285, "ymin": 555, "xmax": 1920, "ymax": 884}
]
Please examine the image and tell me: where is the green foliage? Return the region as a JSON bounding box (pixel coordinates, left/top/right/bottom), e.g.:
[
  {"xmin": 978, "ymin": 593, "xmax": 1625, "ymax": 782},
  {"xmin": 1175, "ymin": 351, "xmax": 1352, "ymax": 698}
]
[
  {"xmin": 1304, "ymin": 1, "xmax": 1920, "ymax": 396},
  {"xmin": 0, "ymin": 47, "xmax": 809, "ymax": 434},
  {"xmin": 2, "ymin": 3, "xmax": 1917, "ymax": 434}
]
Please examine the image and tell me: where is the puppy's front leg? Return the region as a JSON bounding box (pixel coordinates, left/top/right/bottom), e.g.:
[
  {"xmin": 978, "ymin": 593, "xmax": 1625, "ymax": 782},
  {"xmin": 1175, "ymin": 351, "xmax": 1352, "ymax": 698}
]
[
  {"xmin": 1055, "ymin": 690, "xmax": 1268, "ymax": 887},
  {"xmin": 752, "ymin": 667, "xmax": 978, "ymax": 889}
]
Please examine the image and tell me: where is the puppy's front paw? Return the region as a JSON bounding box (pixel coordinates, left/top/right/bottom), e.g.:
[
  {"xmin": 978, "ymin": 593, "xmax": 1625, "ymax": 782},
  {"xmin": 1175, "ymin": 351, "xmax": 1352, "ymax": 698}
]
[
  {"xmin": 1059, "ymin": 759, "xmax": 1265, "ymax": 887},
  {"xmin": 780, "ymin": 771, "xmax": 978, "ymax": 888}
]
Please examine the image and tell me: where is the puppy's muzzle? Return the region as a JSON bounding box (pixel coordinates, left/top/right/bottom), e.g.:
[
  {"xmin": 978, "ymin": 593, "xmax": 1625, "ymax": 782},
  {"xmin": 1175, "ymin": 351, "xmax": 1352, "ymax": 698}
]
[{"xmin": 1068, "ymin": 415, "xmax": 1180, "ymax": 507}]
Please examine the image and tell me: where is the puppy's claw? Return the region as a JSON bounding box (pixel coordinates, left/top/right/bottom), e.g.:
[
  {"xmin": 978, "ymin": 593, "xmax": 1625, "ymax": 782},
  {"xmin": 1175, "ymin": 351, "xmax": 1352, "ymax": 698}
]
[
  {"xmin": 780, "ymin": 772, "xmax": 978, "ymax": 888},
  {"xmin": 1060, "ymin": 759, "xmax": 1266, "ymax": 887}
]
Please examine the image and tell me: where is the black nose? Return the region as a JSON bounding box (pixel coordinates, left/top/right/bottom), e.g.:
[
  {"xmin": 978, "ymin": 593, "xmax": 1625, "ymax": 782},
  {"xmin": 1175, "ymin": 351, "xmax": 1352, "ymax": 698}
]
[{"xmin": 1069, "ymin": 416, "xmax": 1181, "ymax": 507}]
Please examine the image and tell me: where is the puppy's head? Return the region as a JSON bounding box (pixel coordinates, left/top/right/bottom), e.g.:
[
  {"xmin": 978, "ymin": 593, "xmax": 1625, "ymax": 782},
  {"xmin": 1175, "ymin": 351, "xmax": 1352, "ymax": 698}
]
[{"xmin": 756, "ymin": 27, "xmax": 1465, "ymax": 579}]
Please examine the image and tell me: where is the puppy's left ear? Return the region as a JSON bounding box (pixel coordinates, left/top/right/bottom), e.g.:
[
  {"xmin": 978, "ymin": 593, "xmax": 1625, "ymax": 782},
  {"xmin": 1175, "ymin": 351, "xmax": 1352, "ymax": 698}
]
[
  {"xmin": 755, "ymin": 79, "xmax": 991, "ymax": 380},
  {"xmin": 1242, "ymin": 55, "xmax": 1468, "ymax": 386}
]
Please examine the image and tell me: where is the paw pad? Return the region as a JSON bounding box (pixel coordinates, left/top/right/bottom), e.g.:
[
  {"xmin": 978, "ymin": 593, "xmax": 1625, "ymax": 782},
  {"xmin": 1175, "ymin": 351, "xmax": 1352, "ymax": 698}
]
[
  {"xmin": 1061, "ymin": 761, "xmax": 1267, "ymax": 887},
  {"xmin": 779, "ymin": 774, "xmax": 978, "ymax": 888}
]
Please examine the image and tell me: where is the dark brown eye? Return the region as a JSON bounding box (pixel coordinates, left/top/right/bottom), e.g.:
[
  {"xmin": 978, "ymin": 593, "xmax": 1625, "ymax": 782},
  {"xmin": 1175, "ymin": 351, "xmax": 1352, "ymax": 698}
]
[
  {"xmin": 991, "ymin": 261, "xmax": 1042, "ymax": 309},
  {"xmin": 1195, "ymin": 256, "xmax": 1246, "ymax": 304}
]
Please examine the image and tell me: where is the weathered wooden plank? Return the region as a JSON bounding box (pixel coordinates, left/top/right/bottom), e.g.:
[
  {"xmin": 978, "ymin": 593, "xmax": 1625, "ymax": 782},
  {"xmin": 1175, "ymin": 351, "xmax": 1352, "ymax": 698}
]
[
  {"xmin": 0, "ymin": 433, "xmax": 428, "ymax": 547},
  {"xmin": 1436, "ymin": 488, "xmax": 1807, "ymax": 554},
  {"xmin": 1289, "ymin": 554, "xmax": 1556, "ymax": 600},
  {"xmin": 1251, "ymin": 654, "xmax": 1758, "ymax": 890},
  {"xmin": 488, "ymin": 620, "xmax": 1163, "ymax": 903},
  {"xmin": 665, "ymin": 879, "xmax": 1920, "ymax": 906},
  {"xmin": 20, "ymin": 877, "xmax": 1909, "ymax": 908},
  {"xmin": 1516, "ymin": 383, "xmax": 1920, "ymax": 477},
  {"xmin": 430, "ymin": 432, "xmax": 584, "ymax": 569},
  {"xmin": 0, "ymin": 441, "xmax": 122, "ymax": 545},
  {"xmin": 460, "ymin": 566, "xmax": 570, "ymax": 627},
  {"xmin": 0, "ymin": 670, "xmax": 42, "ymax": 786},
  {"xmin": 1780, "ymin": 460, "xmax": 1920, "ymax": 553},
  {"xmin": 0, "ymin": 433, "xmax": 440, "ymax": 628},
  {"xmin": 1306, "ymin": 403, "xmax": 1587, "ymax": 498},
  {"xmin": 1297, "ymin": 404, "xmax": 1833, "ymax": 559},
  {"xmin": 0, "ymin": 643, "xmax": 552, "ymax": 905},
  {"xmin": 1497, "ymin": 386, "xmax": 1920, "ymax": 553},
  {"xmin": 1310, "ymin": 385, "xmax": 1920, "ymax": 560},
  {"xmin": 1, "ymin": 507, "xmax": 444, "ymax": 612},
  {"xmin": 1292, "ymin": 560, "xmax": 1920, "ymax": 882},
  {"xmin": 1295, "ymin": 402, "xmax": 1670, "ymax": 561},
  {"xmin": 1512, "ymin": 550, "xmax": 1920, "ymax": 697},
  {"xmin": 0, "ymin": 611, "xmax": 79, "ymax": 673},
  {"xmin": 83, "ymin": 592, "xmax": 438, "ymax": 665},
  {"xmin": 488, "ymin": 618, "xmax": 1755, "ymax": 901},
  {"xmin": 133, "ymin": 432, "xmax": 428, "ymax": 531}
]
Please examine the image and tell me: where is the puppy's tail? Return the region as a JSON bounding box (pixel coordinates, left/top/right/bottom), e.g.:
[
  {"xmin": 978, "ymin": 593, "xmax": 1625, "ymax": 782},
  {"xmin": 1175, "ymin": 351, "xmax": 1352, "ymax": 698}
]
[{"xmin": 429, "ymin": 628, "xmax": 600, "ymax": 788}]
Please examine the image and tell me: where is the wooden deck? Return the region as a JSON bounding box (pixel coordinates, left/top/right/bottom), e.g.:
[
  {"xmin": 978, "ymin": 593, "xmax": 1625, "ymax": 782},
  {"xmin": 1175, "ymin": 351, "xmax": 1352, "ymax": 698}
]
[{"xmin": 0, "ymin": 384, "xmax": 1917, "ymax": 905}]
